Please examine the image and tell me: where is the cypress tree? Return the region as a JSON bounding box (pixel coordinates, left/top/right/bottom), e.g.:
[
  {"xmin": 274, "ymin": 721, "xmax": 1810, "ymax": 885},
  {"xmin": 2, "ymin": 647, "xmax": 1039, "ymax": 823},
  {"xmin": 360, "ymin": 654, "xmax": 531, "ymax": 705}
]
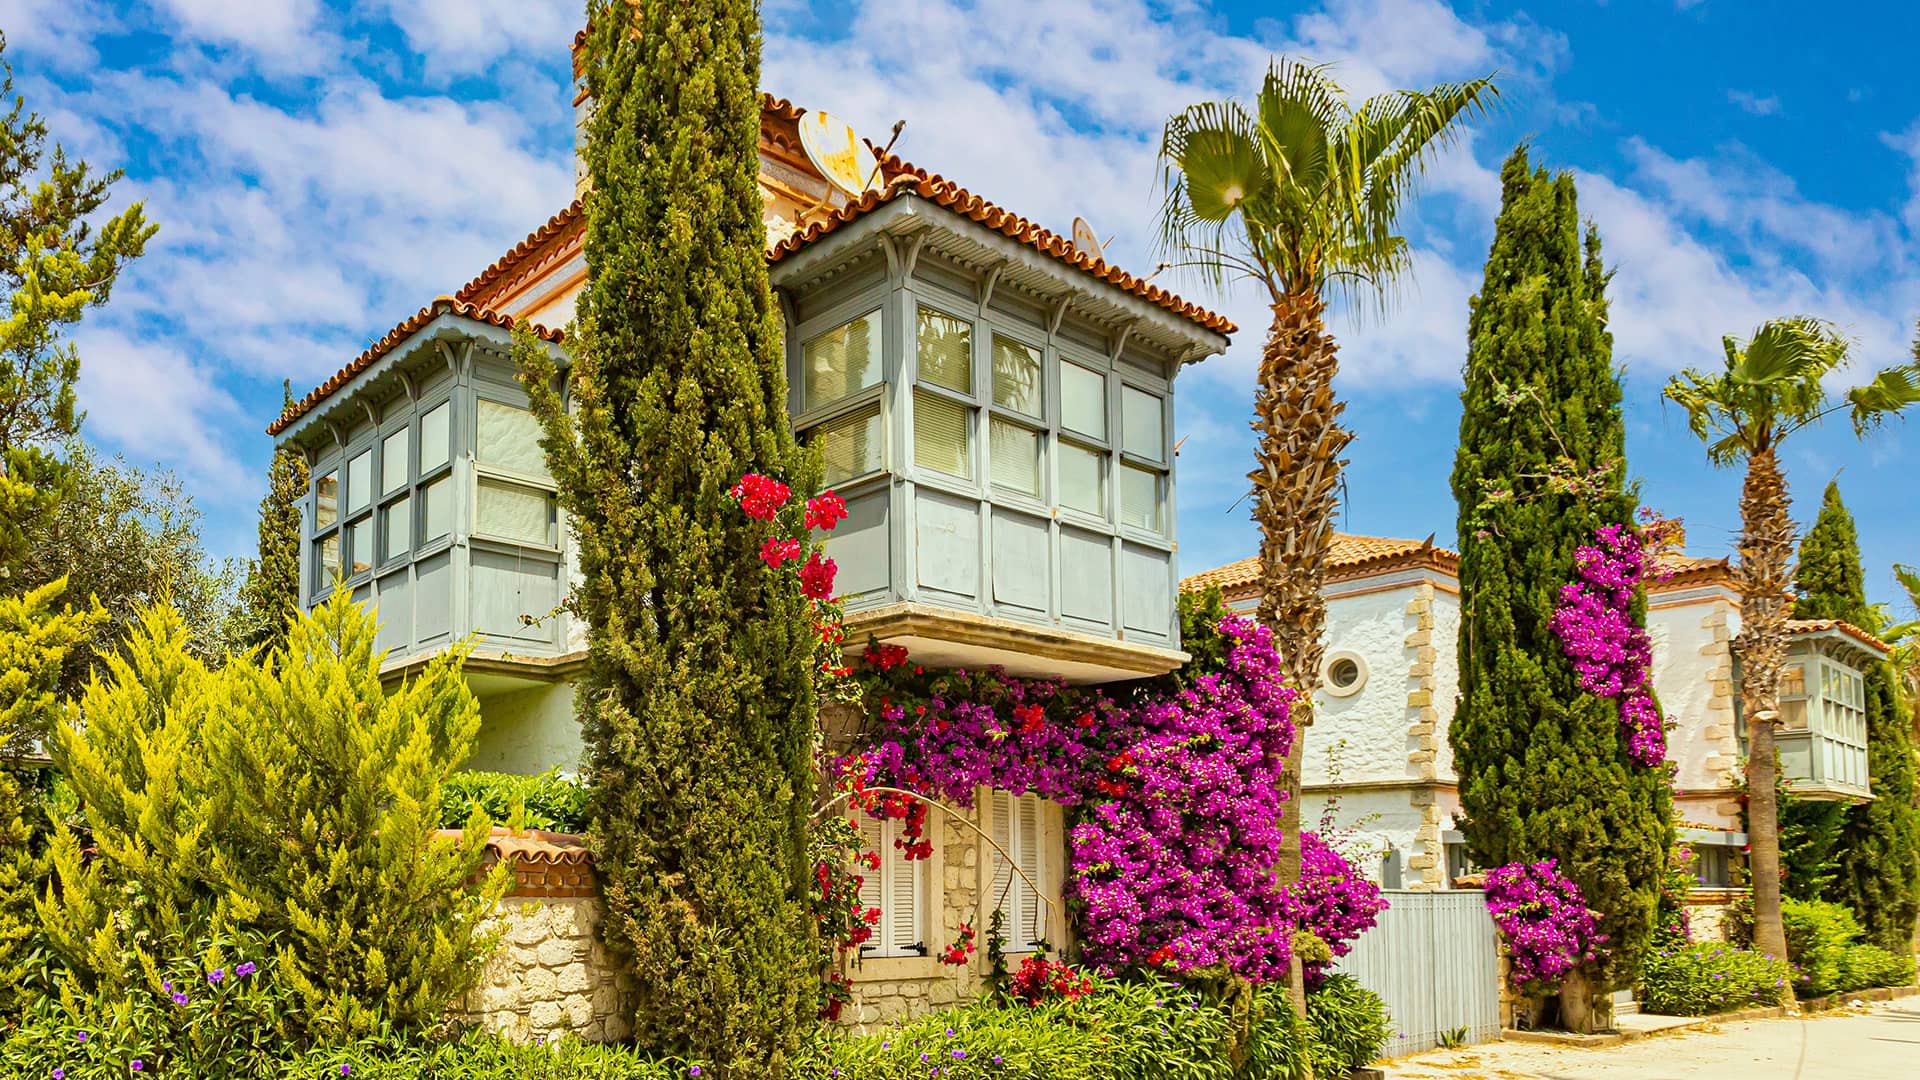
[
  {"xmin": 234, "ymin": 381, "xmax": 308, "ymax": 653},
  {"xmin": 1789, "ymin": 481, "xmax": 1920, "ymax": 951},
  {"xmin": 1450, "ymin": 146, "xmax": 1671, "ymax": 1023},
  {"xmin": 515, "ymin": 2, "xmax": 818, "ymax": 1072}
]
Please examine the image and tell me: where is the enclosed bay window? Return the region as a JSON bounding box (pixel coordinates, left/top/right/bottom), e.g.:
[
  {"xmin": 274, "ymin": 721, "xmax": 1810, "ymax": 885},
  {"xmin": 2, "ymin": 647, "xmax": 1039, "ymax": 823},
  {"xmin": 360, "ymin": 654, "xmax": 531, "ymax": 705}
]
[
  {"xmin": 1118, "ymin": 383, "xmax": 1169, "ymax": 535},
  {"xmin": 798, "ymin": 311, "xmax": 889, "ymax": 487},
  {"xmin": 474, "ymin": 399, "xmax": 556, "ymax": 548},
  {"xmin": 988, "ymin": 790, "xmax": 1057, "ymax": 953},
  {"xmin": 856, "ymin": 816, "xmax": 927, "ymax": 958},
  {"xmin": 803, "ymin": 309, "xmax": 881, "ymax": 410}
]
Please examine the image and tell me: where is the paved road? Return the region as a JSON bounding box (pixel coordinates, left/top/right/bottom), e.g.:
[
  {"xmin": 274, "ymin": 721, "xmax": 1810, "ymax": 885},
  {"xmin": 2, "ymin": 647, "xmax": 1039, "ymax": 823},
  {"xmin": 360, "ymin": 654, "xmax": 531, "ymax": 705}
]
[{"xmin": 1381, "ymin": 997, "xmax": 1920, "ymax": 1080}]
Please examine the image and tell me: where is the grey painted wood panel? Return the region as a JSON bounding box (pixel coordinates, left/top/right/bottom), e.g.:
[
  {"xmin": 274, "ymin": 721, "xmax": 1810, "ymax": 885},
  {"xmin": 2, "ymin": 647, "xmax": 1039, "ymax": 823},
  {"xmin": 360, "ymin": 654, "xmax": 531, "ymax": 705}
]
[
  {"xmin": 471, "ymin": 548, "xmax": 561, "ymax": 645},
  {"xmin": 990, "ymin": 508, "xmax": 1050, "ymax": 618},
  {"xmin": 830, "ymin": 488, "xmax": 892, "ymax": 607},
  {"xmin": 416, "ymin": 550, "xmax": 452, "ymax": 642},
  {"xmin": 1120, "ymin": 543, "xmax": 1172, "ymax": 642},
  {"xmin": 1333, "ymin": 890, "xmax": 1502, "ymax": 1055},
  {"xmin": 1059, "ymin": 528, "xmax": 1114, "ymax": 628},
  {"xmin": 914, "ymin": 489, "xmax": 981, "ymax": 601}
]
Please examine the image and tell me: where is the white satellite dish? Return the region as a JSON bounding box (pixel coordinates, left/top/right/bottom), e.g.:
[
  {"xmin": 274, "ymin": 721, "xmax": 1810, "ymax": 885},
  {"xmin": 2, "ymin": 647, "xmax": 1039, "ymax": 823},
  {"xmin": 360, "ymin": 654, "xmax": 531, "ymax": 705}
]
[
  {"xmin": 797, "ymin": 110, "xmax": 885, "ymax": 198},
  {"xmin": 1071, "ymin": 216, "xmax": 1104, "ymax": 262}
]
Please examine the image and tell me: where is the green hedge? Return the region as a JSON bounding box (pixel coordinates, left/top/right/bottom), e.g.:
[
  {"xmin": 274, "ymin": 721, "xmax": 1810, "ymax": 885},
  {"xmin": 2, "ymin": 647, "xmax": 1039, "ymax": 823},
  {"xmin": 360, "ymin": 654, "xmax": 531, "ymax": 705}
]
[
  {"xmin": 6, "ymin": 975, "xmax": 1389, "ymax": 1080},
  {"xmin": 1637, "ymin": 942, "xmax": 1792, "ymax": 1016},
  {"xmin": 1783, "ymin": 898, "xmax": 1917, "ymax": 998},
  {"xmin": 439, "ymin": 769, "xmax": 590, "ymax": 834}
]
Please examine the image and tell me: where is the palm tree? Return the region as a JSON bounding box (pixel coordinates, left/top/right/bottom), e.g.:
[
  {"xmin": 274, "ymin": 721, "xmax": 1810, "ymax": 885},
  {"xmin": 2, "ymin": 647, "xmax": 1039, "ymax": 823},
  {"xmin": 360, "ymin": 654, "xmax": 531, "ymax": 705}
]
[
  {"xmin": 1156, "ymin": 59, "xmax": 1496, "ymax": 1018},
  {"xmin": 1664, "ymin": 316, "xmax": 1920, "ymax": 962},
  {"xmin": 1887, "ymin": 564, "xmax": 1920, "ymax": 710}
]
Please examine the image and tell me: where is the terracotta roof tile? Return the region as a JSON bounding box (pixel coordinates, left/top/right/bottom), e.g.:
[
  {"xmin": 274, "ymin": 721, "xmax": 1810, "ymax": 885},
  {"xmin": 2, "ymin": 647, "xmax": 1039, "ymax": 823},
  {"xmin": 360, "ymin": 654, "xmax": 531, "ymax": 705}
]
[
  {"xmin": 432, "ymin": 826, "xmax": 594, "ymax": 867},
  {"xmin": 1785, "ymin": 617, "xmax": 1890, "ymax": 655},
  {"xmin": 1181, "ymin": 534, "xmax": 1457, "ymax": 596},
  {"xmin": 267, "ymin": 298, "xmax": 563, "ymax": 436},
  {"xmin": 454, "ymin": 200, "xmax": 585, "ymax": 307}
]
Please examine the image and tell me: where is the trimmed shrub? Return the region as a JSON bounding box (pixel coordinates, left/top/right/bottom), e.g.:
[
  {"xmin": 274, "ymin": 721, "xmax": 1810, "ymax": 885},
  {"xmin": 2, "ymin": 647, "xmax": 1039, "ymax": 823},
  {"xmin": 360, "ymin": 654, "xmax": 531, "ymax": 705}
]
[
  {"xmin": 1780, "ymin": 898, "xmax": 1917, "ymax": 997},
  {"xmin": 1306, "ymin": 974, "xmax": 1390, "ymax": 1074},
  {"xmin": 1637, "ymin": 942, "xmax": 1792, "ymax": 1015},
  {"xmin": 440, "ymin": 769, "xmax": 590, "ymax": 834},
  {"xmin": 1836, "ymin": 944, "xmax": 1915, "ymax": 992}
]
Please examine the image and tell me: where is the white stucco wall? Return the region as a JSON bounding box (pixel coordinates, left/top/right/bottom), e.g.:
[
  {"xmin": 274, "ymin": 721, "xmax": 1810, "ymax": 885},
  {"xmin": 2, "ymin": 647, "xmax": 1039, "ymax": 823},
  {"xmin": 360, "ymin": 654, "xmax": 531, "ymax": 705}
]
[
  {"xmin": 1307, "ymin": 583, "xmax": 1425, "ymax": 786},
  {"xmin": 1429, "ymin": 590, "xmax": 1461, "ymax": 783},
  {"xmin": 1646, "ymin": 588, "xmax": 1743, "ymax": 829},
  {"xmin": 471, "ymin": 681, "xmax": 585, "ymax": 774}
]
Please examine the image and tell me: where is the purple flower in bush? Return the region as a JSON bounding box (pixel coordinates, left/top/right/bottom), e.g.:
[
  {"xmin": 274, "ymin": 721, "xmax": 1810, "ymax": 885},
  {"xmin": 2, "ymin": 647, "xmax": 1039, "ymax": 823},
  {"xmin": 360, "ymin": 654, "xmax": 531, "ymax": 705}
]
[
  {"xmin": 76, "ymin": 1032, "xmax": 86, "ymax": 1044},
  {"xmin": 171, "ymin": 992, "xmax": 188, "ymax": 1006},
  {"xmin": 206, "ymin": 967, "xmax": 224, "ymax": 983},
  {"xmin": 1550, "ymin": 523, "xmax": 1668, "ymax": 766},
  {"xmin": 130, "ymin": 1062, "xmax": 143, "ymax": 1073},
  {"xmin": 53, "ymin": 1069, "xmax": 65, "ymax": 1080},
  {"xmin": 1484, "ymin": 859, "xmax": 1606, "ymax": 992},
  {"xmin": 235, "ymin": 961, "xmax": 256, "ymax": 978}
]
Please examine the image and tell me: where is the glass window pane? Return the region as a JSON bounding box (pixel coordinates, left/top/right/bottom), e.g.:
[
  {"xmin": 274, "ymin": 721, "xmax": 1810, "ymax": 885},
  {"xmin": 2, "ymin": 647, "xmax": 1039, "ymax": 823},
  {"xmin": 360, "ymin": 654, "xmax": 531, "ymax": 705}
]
[
  {"xmin": 917, "ymin": 308, "xmax": 972, "ymax": 393},
  {"xmin": 476, "ymin": 478, "xmax": 554, "ymax": 546},
  {"xmin": 421, "ymin": 475, "xmax": 452, "ymax": 542},
  {"xmin": 1059, "ymin": 443, "xmax": 1105, "ymax": 517},
  {"xmin": 419, "ymin": 401, "xmax": 451, "ymax": 473},
  {"xmin": 803, "ymin": 310, "xmax": 882, "ymax": 411},
  {"xmin": 315, "ymin": 470, "xmax": 339, "ymax": 529},
  {"xmin": 347, "ymin": 517, "xmax": 373, "ymax": 576},
  {"xmin": 1120, "ymin": 463, "xmax": 1164, "ymax": 533},
  {"xmin": 1122, "ymin": 386, "xmax": 1164, "ymax": 461},
  {"xmin": 347, "ymin": 451, "xmax": 372, "ymax": 513},
  {"xmin": 989, "ymin": 418, "xmax": 1040, "ymax": 496},
  {"xmin": 814, "ymin": 403, "xmax": 884, "ymax": 485},
  {"xmin": 992, "ymin": 335, "xmax": 1043, "ymax": 417},
  {"xmin": 382, "ymin": 496, "xmax": 410, "ymax": 563},
  {"xmin": 912, "ymin": 390, "xmax": 971, "ymax": 479},
  {"xmin": 1061, "ymin": 363, "xmax": 1106, "ymax": 439},
  {"xmin": 381, "ymin": 428, "xmax": 409, "ymax": 494},
  {"xmin": 315, "ymin": 534, "xmax": 340, "ymax": 587},
  {"xmin": 477, "ymin": 400, "xmax": 549, "ymax": 478}
]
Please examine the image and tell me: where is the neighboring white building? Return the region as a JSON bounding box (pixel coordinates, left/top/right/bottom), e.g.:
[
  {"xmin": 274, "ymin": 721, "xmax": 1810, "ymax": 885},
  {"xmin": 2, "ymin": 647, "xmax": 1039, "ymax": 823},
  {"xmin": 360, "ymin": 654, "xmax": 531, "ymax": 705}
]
[{"xmin": 1183, "ymin": 534, "xmax": 1890, "ymax": 893}]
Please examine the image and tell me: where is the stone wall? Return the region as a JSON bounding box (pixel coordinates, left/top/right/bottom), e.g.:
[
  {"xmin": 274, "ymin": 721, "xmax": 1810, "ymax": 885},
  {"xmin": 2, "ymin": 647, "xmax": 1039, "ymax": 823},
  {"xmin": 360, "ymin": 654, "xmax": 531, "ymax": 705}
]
[{"xmin": 449, "ymin": 830, "xmax": 634, "ymax": 1044}]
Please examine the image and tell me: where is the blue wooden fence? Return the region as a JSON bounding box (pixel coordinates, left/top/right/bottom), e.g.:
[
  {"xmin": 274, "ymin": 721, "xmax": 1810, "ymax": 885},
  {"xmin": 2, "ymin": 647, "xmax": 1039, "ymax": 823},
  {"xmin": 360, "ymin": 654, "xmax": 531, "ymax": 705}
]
[{"xmin": 1332, "ymin": 889, "xmax": 1503, "ymax": 1056}]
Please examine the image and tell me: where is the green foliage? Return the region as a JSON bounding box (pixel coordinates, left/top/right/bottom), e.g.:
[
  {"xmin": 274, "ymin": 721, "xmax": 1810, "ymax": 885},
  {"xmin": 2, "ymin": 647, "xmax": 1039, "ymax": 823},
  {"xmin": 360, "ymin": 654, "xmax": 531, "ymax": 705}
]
[
  {"xmin": 1305, "ymin": 974, "xmax": 1389, "ymax": 1075},
  {"xmin": 1781, "ymin": 897, "xmax": 1916, "ymax": 998},
  {"xmin": 0, "ymin": 32, "xmax": 156, "ymax": 574},
  {"xmin": 233, "ymin": 383, "xmax": 308, "ymax": 654},
  {"xmin": 1778, "ymin": 781, "xmax": 1846, "ymax": 902},
  {"xmin": 15, "ymin": 442, "xmax": 239, "ymax": 697},
  {"xmin": 1155, "ymin": 58, "xmax": 1497, "ymax": 308},
  {"xmin": 1636, "ymin": 942, "xmax": 1791, "ymax": 1016},
  {"xmin": 1788, "ymin": 484, "xmax": 1920, "ymax": 950},
  {"xmin": 1450, "ymin": 145, "xmax": 1671, "ymax": 993},
  {"xmin": 439, "ymin": 769, "xmax": 590, "ymax": 834},
  {"xmin": 512, "ymin": 2, "xmax": 820, "ymax": 1073},
  {"xmin": 36, "ymin": 590, "xmax": 508, "ymax": 1044}
]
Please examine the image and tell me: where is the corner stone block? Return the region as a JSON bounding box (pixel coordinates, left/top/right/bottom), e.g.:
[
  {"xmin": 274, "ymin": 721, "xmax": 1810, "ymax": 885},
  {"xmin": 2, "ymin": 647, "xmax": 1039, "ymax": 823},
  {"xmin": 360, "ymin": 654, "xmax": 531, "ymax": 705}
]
[
  {"xmin": 537, "ymin": 938, "xmax": 576, "ymax": 968},
  {"xmin": 529, "ymin": 1000, "xmax": 566, "ymax": 1031}
]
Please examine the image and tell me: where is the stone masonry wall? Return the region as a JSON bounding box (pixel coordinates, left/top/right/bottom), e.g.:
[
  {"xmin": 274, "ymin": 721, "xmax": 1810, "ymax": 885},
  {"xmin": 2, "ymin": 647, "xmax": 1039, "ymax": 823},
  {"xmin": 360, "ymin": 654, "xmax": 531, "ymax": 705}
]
[{"xmin": 457, "ymin": 895, "xmax": 634, "ymax": 1044}]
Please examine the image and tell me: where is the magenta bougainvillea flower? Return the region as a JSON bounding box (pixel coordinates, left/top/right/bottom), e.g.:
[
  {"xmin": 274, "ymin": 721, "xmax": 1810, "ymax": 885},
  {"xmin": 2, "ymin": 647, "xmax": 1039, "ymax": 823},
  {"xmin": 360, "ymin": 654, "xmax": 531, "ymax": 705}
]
[
  {"xmin": 1483, "ymin": 858, "xmax": 1606, "ymax": 992},
  {"xmin": 1550, "ymin": 522, "xmax": 1667, "ymax": 766}
]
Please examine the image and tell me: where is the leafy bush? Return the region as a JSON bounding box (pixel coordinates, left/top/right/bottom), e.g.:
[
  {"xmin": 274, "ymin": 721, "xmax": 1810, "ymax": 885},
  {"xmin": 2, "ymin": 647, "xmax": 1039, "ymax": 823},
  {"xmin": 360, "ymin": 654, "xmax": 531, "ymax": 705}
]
[
  {"xmin": 1836, "ymin": 944, "xmax": 1915, "ymax": 992},
  {"xmin": 1778, "ymin": 898, "xmax": 1916, "ymax": 997},
  {"xmin": 1306, "ymin": 974, "xmax": 1389, "ymax": 1075},
  {"xmin": 440, "ymin": 769, "xmax": 590, "ymax": 834},
  {"xmin": 1637, "ymin": 942, "xmax": 1792, "ymax": 1015},
  {"xmin": 34, "ymin": 592, "xmax": 509, "ymax": 1045}
]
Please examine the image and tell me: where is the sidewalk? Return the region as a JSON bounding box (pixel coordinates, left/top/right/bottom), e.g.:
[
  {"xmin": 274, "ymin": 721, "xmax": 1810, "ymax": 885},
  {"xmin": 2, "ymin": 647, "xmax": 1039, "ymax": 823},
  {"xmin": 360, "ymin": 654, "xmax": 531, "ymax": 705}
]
[{"xmin": 1381, "ymin": 995, "xmax": 1920, "ymax": 1079}]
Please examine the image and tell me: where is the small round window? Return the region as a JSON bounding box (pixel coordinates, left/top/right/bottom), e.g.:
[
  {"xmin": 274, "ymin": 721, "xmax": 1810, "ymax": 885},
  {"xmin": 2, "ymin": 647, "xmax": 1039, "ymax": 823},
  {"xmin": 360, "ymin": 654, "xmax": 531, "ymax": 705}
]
[{"xmin": 1322, "ymin": 651, "xmax": 1367, "ymax": 698}]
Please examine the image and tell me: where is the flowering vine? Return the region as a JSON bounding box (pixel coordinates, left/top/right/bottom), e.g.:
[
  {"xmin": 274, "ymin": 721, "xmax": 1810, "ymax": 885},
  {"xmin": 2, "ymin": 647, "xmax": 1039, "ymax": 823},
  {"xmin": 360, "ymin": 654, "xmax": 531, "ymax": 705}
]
[
  {"xmin": 1483, "ymin": 858, "xmax": 1607, "ymax": 993},
  {"xmin": 1549, "ymin": 514, "xmax": 1678, "ymax": 767}
]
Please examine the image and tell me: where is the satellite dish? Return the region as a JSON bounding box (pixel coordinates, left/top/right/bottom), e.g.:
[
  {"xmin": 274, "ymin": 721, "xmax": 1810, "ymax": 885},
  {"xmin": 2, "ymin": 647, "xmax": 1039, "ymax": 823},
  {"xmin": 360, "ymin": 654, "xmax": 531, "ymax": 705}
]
[
  {"xmin": 1071, "ymin": 216, "xmax": 1104, "ymax": 261},
  {"xmin": 797, "ymin": 110, "xmax": 884, "ymax": 198}
]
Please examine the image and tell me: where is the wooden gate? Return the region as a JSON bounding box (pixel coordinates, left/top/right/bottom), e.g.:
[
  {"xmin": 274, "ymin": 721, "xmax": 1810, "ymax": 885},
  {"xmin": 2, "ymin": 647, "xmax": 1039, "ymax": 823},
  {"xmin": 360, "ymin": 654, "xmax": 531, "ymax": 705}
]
[{"xmin": 1332, "ymin": 889, "xmax": 1503, "ymax": 1056}]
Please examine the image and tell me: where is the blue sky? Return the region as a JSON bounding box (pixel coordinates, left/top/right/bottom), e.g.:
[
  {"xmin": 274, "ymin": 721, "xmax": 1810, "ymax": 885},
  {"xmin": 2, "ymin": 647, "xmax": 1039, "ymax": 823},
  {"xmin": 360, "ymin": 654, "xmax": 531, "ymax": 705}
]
[{"xmin": 6, "ymin": 0, "xmax": 1918, "ymax": 610}]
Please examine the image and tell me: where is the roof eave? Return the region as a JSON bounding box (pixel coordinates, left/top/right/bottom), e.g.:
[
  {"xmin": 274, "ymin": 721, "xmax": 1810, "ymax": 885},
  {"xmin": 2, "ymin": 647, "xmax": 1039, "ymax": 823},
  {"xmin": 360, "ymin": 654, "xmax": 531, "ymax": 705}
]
[
  {"xmin": 272, "ymin": 310, "xmax": 567, "ymax": 447},
  {"xmin": 770, "ymin": 194, "xmax": 1232, "ymax": 362}
]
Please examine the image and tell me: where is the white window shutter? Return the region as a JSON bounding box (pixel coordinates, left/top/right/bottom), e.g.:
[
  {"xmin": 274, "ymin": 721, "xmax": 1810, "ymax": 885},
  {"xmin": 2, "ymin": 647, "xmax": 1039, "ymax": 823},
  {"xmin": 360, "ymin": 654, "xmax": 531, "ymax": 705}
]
[
  {"xmin": 1016, "ymin": 794, "xmax": 1046, "ymax": 948},
  {"xmin": 857, "ymin": 817, "xmax": 884, "ymax": 952},
  {"xmin": 989, "ymin": 790, "xmax": 1015, "ymax": 933},
  {"xmin": 890, "ymin": 835, "xmax": 922, "ymax": 955}
]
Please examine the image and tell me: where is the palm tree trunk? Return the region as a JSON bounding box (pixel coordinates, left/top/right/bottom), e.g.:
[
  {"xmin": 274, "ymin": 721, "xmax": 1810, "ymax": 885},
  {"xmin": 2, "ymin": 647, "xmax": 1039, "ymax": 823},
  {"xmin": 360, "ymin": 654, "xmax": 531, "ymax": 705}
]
[
  {"xmin": 1251, "ymin": 289, "xmax": 1352, "ymax": 1029},
  {"xmin": 1734, "ymin": 446, "xmax": 1795, "ymax": 964}
]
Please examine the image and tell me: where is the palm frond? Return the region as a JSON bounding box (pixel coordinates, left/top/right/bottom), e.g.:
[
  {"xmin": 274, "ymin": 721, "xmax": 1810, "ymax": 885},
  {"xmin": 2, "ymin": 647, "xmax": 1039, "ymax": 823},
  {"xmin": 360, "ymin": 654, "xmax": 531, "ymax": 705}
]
[
  {"xmin": 1255, "ymin": 59, "xmax": 1339, "ymax": 193},
  {"xmin": 1358, "ymin": 77, "xmax": 1500, "ymax": 232},
  {"xmin": 1731, "ymin": 316, "xmax": 1846, "ymax": 386},
  {"xmin": 1156, "ymin": 102, "xmax": 1266, "ymax": 291},
  {"xmin": 1845, "ymin": 360, "xmax": 1920, "ymax": 434}
]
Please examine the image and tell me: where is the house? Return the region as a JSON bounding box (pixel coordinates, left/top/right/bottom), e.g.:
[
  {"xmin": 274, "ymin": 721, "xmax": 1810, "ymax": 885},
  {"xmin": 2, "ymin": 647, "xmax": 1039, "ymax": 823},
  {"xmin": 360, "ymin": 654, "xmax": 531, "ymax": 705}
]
[
  {"xmin": 267, "ymin": 35, "xmax": 1233, "ymax": 1024},
  {"xmin": 1182, "ymin": 534, "xmax": 1890, "ymax": 902}
]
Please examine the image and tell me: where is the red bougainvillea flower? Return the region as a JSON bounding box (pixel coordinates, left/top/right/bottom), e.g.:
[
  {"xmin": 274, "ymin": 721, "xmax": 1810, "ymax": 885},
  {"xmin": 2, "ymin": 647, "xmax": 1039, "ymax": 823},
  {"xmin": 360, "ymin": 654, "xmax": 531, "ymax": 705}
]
[
  {"xmin": 805, "ymin": 491, "xmax": 849, "ymax": 531},
  {"xmin": 800, "ymin": 552, "xmax": 838, "ymax": 600},
  {"xmin": 730, "ymin": 473, "xmax": 791, "ymax": 521},
  {"xmin": 863, "ymin": 642, "xmax": 910, "ymax": 671},
  {"xmin": 760, "ymin": 537, "xmax": 802, "ymax": 568}
]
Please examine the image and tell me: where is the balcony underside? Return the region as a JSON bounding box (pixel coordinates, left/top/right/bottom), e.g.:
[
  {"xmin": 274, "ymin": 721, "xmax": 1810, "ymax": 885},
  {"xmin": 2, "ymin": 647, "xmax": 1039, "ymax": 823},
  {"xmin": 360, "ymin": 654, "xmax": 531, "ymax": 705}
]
[{"xmin": 843, "ymin": 602, "xmax": 1188, "ymax": 685}]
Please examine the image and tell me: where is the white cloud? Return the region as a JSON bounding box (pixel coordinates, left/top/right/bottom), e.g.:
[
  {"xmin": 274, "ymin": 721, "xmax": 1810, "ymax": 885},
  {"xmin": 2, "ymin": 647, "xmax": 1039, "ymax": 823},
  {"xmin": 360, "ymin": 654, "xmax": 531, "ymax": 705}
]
[
  {"xmin": 372, "ymin": 0, "xmax": 578, "ymax": 77},
  {"xmin": 1726, "ymin": 89, "xmax": 1781, "ymax": 116},
  {"xmin": 151, "ymin": 0, "xmax": 332, "ymax": 72},
  {"xmin": 73, "ymin": 327, "xmax": 251, "ymax": 492}
]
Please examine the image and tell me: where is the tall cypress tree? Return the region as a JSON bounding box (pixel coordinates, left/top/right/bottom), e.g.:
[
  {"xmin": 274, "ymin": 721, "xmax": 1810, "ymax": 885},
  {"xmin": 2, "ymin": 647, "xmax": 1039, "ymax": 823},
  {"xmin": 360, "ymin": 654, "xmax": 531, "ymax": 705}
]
[
  {"xmin": 234, "ymin": 381, "xmax": 308, "ymax": 653},
  {"xmin": 516, "ymin": 2, "xmax": 818, "ymax": 1073},
  {"xmin": 1790, "ymin": 481, "xmax": 1920, "ymax": 951},
  {"xmin": 1451, "ymin": 146, "xmax": 1671, "ymax": 1024}
]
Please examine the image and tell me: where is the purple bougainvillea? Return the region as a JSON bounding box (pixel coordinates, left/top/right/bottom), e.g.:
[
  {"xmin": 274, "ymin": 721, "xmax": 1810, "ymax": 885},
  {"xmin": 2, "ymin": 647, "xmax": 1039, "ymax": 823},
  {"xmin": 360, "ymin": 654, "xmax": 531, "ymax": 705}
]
[
  {"xmin": 1483, "ymin": 858, "xmax": 1607, "ymax": 992},
  {"xmin": 849, "ymin": 616, "xmax": 1388, "ymax": 984},
  {"xmin": 1550, "ymin": 522, "xmax": 1668, "ymax": 767}
]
